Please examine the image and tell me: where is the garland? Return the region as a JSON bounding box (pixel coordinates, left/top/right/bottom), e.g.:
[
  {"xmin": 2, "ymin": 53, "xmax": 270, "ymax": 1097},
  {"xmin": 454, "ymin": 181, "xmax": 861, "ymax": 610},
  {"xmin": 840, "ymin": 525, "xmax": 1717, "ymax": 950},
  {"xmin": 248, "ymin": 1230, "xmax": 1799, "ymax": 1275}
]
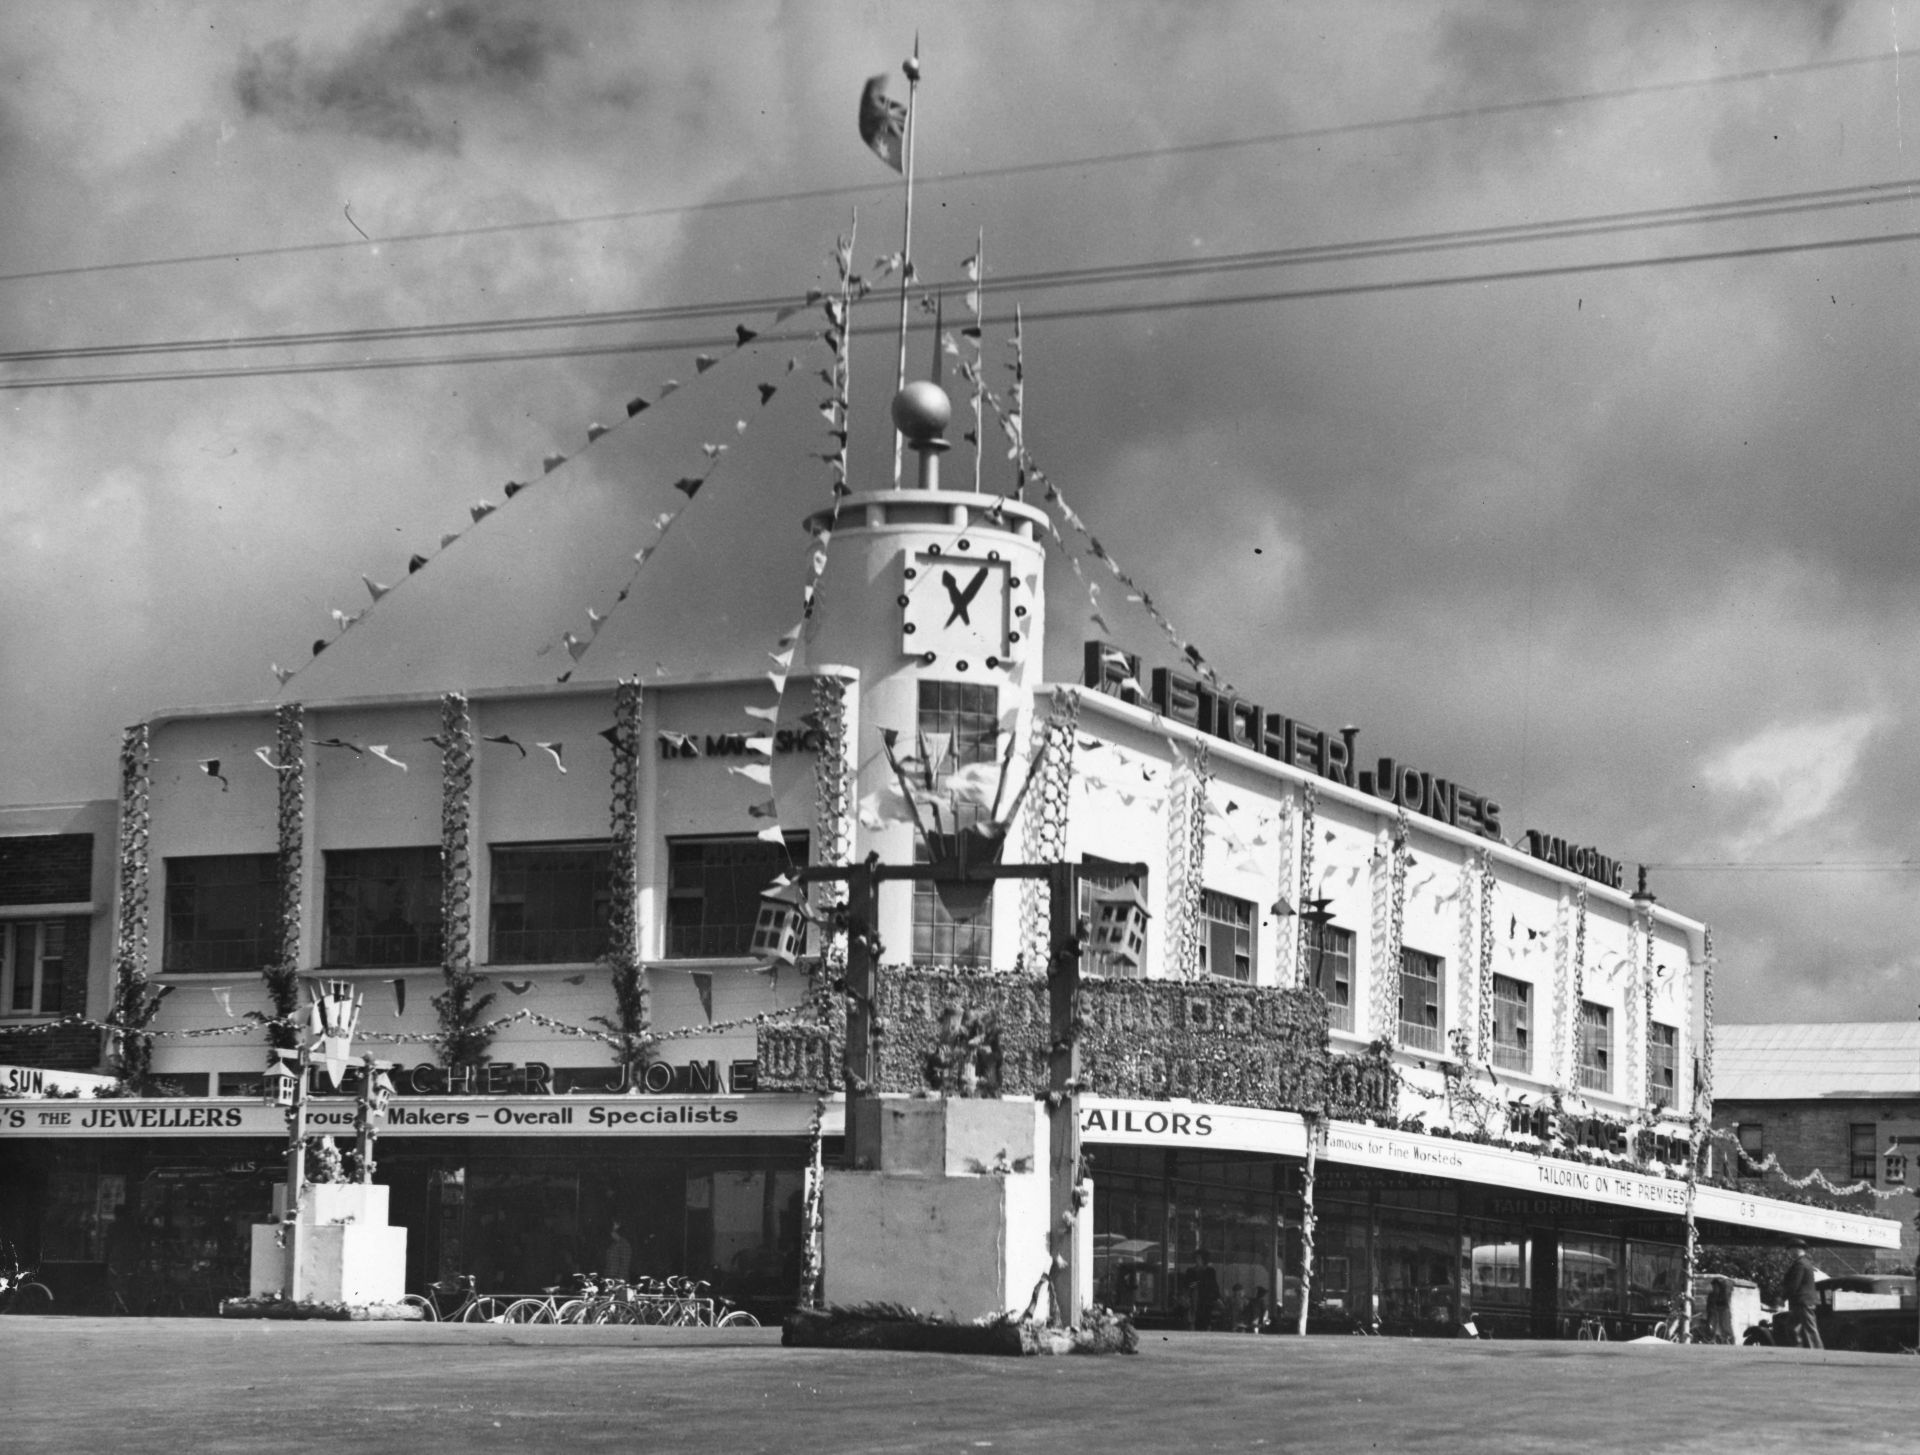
[
  {"xmin": 1017, "ymin": 690, "xmax": 1078, "ymax": 969},
  {"xmin": 810, "ymin": 674, "xmax": 853, "ymax": 923},
  {"xmin": 1295, "ymin": 783, "xmax": 1317, "ymax": 985},
  {"xmin": 1475, "ymin": 849, "xmax": 1495, "ymax": 1061},
  {"xmin": 1171, "ymin": 741, "xmax": 1211, "ymax": 978},
  {"xmin": 1567, "ymin": 885, "xmax": 1588, "ymax": 1092},
  {"xmin": 1699, "ymin": 925, "xmax": 1716, "ymax": 1165},
  {"xmin": 1271, "ymin": 793, "xmax": 1296, "ymax": 989},
  {"xmin": 107, "ymin": 723, "xmax": 157, "ymax": 1088},
  {"xmin": 264, "ymin": 703, "xmax": 305, "ymax": 1051},
  {"xmin": 1453, "ymin": 849, "xmax": 1475, "ymax": 1050},
  {"xmin": 1548, "ymin": 888, "xmax": 1570, "ymax": 1091},
  {"xmin": 431, "ymin": 693, "xmax": 493, "ymax": 1068},
  {"xmin": 598, "ymin": 680, "xmax": 649, "ymax": 1080}
]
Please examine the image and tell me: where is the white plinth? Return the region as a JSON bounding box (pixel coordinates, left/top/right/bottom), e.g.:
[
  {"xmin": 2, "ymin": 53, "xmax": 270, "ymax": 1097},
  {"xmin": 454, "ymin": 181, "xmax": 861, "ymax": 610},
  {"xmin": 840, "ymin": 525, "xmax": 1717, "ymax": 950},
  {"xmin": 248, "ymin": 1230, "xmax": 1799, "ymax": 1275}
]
[
  {"xmin": 249, "ymin": 1183, "xmax": 407, "ymax": 1305},
  {"xmin": 823, "ymin": 1097, "xmax": 1058, "ymax": 1322}
]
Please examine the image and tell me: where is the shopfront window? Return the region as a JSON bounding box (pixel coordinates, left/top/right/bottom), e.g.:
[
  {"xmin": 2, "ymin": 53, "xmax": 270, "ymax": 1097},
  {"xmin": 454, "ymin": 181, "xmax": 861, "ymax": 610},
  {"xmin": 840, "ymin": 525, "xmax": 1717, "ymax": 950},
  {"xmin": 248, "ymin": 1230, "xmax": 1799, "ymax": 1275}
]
[
  {"xmin": 1627, "ymin": 1241, "xmax": 1682, "ymax": 1318},
  {"xmin": 488, "ymin": 842, "xmax": 612, "ymax": 964},
  {"xmin": 323, "ymin": 847, "xmax": 443, "ymax": 968},
  {"xmin": 164, "ymin": 854, "xmax": 277, "ymax": 973},
  {"xmin": 1469, "ymin": 1225, "xmax": 1530, "ymax": 1314},
  {"xmin": 1490, "ymin": 974, "xmax": 1530, "ymax": 1072},
  {"xmin": 665, "ymin": 835, "xmax": 806, "ymax": 958},
  {"xmin": 1849, "ymin": 1123, "xmax": 1879, "ymax": 1183},
  {"xmin": 1374, "ymin": 1188, "xmax": 1459, "ymax": 1332},
  {"xmin": 1559, "ymin": 1232, "xmax": 1619, "ymax": 1315},
  {"xmin": 1397, "ymin": 949, "xmax": 1443, "ymax": 1052}
]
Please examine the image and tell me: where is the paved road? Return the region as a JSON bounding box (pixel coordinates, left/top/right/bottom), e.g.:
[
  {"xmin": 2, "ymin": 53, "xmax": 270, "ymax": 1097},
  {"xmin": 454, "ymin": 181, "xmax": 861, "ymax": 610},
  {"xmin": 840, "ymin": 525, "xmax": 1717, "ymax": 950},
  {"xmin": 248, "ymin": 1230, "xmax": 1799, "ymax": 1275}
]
[{"xmin": 2, "ymin": 1319, "xmax": 1911, "ymax": 1454}]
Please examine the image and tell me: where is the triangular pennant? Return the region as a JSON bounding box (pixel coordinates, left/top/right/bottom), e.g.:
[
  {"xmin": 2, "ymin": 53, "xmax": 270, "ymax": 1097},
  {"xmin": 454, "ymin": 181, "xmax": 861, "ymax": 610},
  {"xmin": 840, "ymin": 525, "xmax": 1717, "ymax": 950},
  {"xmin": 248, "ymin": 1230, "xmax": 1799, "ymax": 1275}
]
[
  {"xmin": 367, "ymin": 745, "xmax": 408, "ymax": 772},
  {"xmin": 536, "ymin": 742, "xmax": 567, "ymax": 773},
  {"xmin": 735, "ymin": 325, "xmax": 758, "ymax": 347},
  {"xmin": 407, "ymin": 554, "xmax": 428, "ymax": 573},
  {"xmin": 470, "ymin": 501, "xmax": 496, "ymax": 523},
  {"xmin": 674, "ymin": 477, "xmax": 704, "ymax": 499},
  {"xmin": 587, "ymin": 422, "xmax": 609, "ymax": 442},
  {"xmin": 211, "ymin": 986, "xmax": 233, "ymax": 1017},
  {"xmin": 482, "ymin": 734, "xmax": 527, "ymax": 757},
  {"xmin": 390, "ymin": 978, "xmax": 407, "ymax": 1016},
  {"xmin": 626, "ymin": 396, "xmax": 650, "ymax": 417},
  {"xmin": 691, "ymin": 971, "xmax": 714, "ymax": 1023},
  {"xmin": 758, "ymin": 383, "xmax": 778, "ymax": 405},
  {"xmin": 199, "ymin": 760, "xmax": 229, "ymax": 791},
  {"xmin": 728, "ymin": 762, "xmax": 774, "ymax": 786},
  {"xmin": 542, "ymin": 453, "xmax": 567, "ymax": 474},
  {"xmin": 362, "ymin": 575, "xmax": 391, "ymax": 601},
  {"xmin": 695, "ymin": 354, "xmax": 717, "ymax": 373}
]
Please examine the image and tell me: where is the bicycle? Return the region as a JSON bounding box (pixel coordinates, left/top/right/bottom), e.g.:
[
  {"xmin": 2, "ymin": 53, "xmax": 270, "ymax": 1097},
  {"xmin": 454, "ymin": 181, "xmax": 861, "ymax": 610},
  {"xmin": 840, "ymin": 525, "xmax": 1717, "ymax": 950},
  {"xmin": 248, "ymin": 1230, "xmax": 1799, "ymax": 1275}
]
[
  {"xmin": 0, "ymin": 1261, "xmax": 54, "ymax": 1315},
  {"xmin": 1574, "ymin": 1315, "xmax": 1609, "ymax": 1341},
  {"xmin": 401, "ymin": 1274, "xmax": 515, "ymax": 1323},
  {"xmin": 500, "ymin": 1273, "xmax": 602, "ymax": 1325}
]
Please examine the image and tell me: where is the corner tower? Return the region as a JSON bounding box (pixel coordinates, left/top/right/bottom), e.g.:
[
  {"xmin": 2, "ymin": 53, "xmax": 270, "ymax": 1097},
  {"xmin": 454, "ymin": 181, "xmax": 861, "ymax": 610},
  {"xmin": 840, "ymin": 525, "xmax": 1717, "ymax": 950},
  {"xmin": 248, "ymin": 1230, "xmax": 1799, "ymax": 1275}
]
[{"xmin": 802, "ymin": 380, "xmax": 1051, "ymax": 969}]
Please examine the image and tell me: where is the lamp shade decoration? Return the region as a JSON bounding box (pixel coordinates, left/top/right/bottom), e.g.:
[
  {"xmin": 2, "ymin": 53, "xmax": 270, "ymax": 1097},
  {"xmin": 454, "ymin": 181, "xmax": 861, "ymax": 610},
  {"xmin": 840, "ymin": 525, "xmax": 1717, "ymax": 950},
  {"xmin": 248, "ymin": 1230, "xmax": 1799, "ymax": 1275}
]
[
  {"xmin": 1090, "ymin": 881, "xmax": 1151, "ymax": 970},
  {"xmin": 752, "ymin": 879, "xmax": 811, "ymax": 966}
]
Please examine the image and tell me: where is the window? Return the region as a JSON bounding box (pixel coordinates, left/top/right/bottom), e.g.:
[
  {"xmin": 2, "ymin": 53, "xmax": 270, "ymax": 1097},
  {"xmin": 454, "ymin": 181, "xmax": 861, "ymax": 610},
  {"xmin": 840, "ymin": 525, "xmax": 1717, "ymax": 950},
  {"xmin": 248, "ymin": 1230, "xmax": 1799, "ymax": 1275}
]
[
  {"xmin": 489, "ymin": 843, "xmax": 612, "ymax": 964},
  {"xmin": 1310, "ymin": 924, "xmax": 1354, "ymax": 1032},
  {"xmin": 910, "ymin": 682, "xmax": 1001, "ymax": 969},
  {"xmin": 164, "ymin": 854, "xmax": 278, "ymax": 972},
  {"xmin": 3, "ymin": 919, "xmax": 80, "ymax": 1016},
  {"xmin": 1079, "ymin": 860, "xmax": 1149, "ymax": 977},
  {"xmin": 1648, "ymin": 1021, "xmax": 1679, "ymax": 1108},
  {"xmin": 1576, "ymin": 1001, "xmax": 1612, "ymax": 1094},
  {"xmin": 915, "ymin": 680, "xmax": 1001, "ymax": 776},
  {"xmin": 1849, "ymin": 1123, "xmax": 1879, "ymax": 1183},
  {"xmin": 1735, "ymin": 1122, "xmax": 1765, "ymax": 1175},
  {"xmin": 1198, "ymin": 891, "xmax": 1255, "ymax": 983},
  {"xmin": 323, "ymin": 847, "xmax": 443, "ymax": 968},
  {"xmin": 1490, "ymin": 975, "xmax": 1531, "ymax": 1071},
  {"xmin": 1397, "ymin": 948, "xmax": 1443, "ymax": 1051},
  {"xmin": 0, "ymin": 833, "xmax": 92, "ymax": 906},
  {"xmin": 665, "ymin": 835, "xmax": 806, "ymax": 958},
  {"xmin": 1885, "ymin": 1153, "xmax": 1907, "ymax": 1186}
]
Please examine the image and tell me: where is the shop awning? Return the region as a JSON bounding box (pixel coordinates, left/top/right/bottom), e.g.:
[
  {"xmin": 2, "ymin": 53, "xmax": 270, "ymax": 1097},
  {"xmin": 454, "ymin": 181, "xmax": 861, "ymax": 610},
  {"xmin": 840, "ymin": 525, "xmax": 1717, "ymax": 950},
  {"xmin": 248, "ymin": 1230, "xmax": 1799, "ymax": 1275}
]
[{"xmin": 1080, "ymin": 1097, "xmax": 1901, "ymax": 1251}]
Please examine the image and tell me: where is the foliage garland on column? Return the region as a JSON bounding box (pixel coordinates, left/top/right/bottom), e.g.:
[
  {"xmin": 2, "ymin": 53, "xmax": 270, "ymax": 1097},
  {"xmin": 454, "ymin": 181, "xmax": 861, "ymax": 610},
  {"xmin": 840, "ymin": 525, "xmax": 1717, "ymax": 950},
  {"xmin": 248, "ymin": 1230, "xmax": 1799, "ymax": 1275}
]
[
  {"xmin": 263, "ymin": 703, "xmax": 305, "ymax": 1051},
  {"xmin": 1566, "ymin": 885, "xmax": 1588, "ymax": 1092},
  {"xmin": 1454, "ymin": 851, "xmax": 1477, "ymax": 1056},
  {"xmin": 1366, "ymin": 812, "xmax": 1411, "ymax": 1043},
  {"xmin": 107, "ymin": 723, "xmax": 160, "ymax": 1088},
  {"xmin": 1272, "ymin": 793, "xmax": 1296, "ymax": 988},
  {"xmin": 1699, "ymin": 925, "xmax": 1716, "ymax": 1172},
  {"xmin": 1626, "ymin": 899, "xmax": 1652, "ymax": 1108},
  {"xmin": 1172, "ymin": 741, "xmax": 1211, "ymax": 978},
  {"xmin": 1295, "ymin": 782, "xmax": 1317, "ymax": 985},
  {"xmin": 810, "ymin": 675, "xmax": 853, "ymax": 919},
  {"xmin": 1017, "ymin": 689, "xmax": 1078, "ymax": 969},
  {"xmin": 1475, "ymin": 849, "xmax": 1496, "ymax": 1062},
  {"xmin": 431, "ymin": 693, "xmax": 494, "ymax": 1068},
  {"xmin": 597, "ymin": 680, "xmax": 650, "ymax": 1081},
  {"xmin": 1548, "ymin": 888, "xmax": 1571, "ymax": 1093}
]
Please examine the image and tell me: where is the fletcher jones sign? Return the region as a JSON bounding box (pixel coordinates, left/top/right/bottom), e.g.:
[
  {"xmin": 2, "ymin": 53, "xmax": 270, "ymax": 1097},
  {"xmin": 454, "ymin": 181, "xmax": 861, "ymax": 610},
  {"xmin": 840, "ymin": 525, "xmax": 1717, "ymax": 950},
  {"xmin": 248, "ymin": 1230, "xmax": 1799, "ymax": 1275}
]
[
  {"xmin": 1082, "ymin": 640, "xmax": 1622, "ymax": 887},
  {"xmin": 0, "ymin": 1094, "xmax": 842, "ymax": 1140}
]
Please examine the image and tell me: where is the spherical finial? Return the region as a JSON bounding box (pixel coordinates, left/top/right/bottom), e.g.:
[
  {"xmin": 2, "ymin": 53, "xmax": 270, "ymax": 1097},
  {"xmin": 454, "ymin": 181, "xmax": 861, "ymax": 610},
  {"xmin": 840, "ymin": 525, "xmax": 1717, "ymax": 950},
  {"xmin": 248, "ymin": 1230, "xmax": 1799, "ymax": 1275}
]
[{"xmin": 891, "ymin": 380, "xmax": 951, "ymax": 443}]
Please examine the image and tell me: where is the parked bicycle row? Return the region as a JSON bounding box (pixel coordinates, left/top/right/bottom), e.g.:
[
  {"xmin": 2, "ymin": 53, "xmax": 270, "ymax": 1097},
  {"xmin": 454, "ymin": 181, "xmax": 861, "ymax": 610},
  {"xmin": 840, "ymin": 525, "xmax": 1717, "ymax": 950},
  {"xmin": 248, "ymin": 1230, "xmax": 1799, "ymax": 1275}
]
[{"xmin": 402, "ymin": 1271, "xmax": 759, "ymax": 1327}]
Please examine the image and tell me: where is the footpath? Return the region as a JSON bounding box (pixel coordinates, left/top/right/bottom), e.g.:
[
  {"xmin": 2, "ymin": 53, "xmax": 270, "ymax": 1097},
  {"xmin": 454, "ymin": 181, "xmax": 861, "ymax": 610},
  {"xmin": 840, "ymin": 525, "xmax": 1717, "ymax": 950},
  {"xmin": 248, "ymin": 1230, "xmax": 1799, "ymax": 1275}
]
[{"xmin": 2, "ymin": 1318, "xmax": 1912, "ymax": 1454}]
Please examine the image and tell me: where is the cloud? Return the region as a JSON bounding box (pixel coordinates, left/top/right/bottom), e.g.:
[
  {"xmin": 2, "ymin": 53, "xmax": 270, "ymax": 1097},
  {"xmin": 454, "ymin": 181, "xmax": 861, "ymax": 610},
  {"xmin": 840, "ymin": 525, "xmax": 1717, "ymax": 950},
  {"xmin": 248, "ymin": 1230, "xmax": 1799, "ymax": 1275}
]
[
  {"xmin": 234, "ymin": 2, "xmax": 575, "ymax": 151},
  {"xmin": 1701, "ymin": 711, "xmax": 1882, "ymax": 853}
]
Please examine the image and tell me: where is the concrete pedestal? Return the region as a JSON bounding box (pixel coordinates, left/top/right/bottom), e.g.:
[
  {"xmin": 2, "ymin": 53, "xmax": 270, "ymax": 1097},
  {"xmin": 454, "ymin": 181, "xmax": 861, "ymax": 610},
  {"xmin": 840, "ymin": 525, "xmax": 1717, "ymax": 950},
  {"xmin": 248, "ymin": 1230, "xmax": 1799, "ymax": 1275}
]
[
  {"xmin": 823, "ymin": 1097, "xmax": 1091, "ymax": 1322},
  {"xmin": 249, "ymin": 1183, "xmax": 407, "ymax": 1305}
]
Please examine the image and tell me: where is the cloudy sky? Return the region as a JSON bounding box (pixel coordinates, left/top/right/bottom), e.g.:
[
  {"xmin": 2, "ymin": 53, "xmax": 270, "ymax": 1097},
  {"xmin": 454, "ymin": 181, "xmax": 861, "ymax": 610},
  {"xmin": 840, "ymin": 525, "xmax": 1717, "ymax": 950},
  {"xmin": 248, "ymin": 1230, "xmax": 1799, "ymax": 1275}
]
[{"xmin": 5, "ymin": 1, "xmax": 1919, "ymax": 1024}]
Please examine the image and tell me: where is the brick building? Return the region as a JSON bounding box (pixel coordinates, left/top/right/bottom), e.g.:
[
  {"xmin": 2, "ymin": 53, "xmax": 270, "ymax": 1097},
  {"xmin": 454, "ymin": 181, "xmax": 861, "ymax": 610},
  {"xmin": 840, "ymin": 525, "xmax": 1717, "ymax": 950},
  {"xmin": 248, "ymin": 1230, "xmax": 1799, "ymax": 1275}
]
[{"xmin": 1712, "ymin": 1022, "xmax": 1920, "ymax": 1275}]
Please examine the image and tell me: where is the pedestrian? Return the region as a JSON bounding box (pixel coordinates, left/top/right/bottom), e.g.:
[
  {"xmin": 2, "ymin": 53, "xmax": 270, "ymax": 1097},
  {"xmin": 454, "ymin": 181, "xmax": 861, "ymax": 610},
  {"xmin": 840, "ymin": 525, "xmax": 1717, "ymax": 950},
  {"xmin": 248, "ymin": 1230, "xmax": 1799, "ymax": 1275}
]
[
  {"xmin": 602, "ymin": 1221, "xmax": 633, "ymax": 1282},
  {"xmin": 1184, "ymin": 1249, "xmax": 1221, "ymax": 1331},
  {"xmin": 1223, "ymin": 1281, "xmax": 1245, "ymax": 1331},
  {"xmin": 1780, "ymin": 1239, "xmax": 1823, "ymax": 1349}
]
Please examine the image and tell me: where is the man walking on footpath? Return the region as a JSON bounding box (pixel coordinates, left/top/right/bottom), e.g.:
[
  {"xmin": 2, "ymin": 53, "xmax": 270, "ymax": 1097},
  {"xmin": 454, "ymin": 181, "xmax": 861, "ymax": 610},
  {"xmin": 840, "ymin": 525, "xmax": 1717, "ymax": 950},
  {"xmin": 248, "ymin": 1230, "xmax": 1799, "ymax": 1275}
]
[{"xmin": 1780, "ymin": 1239, "xmax": 1823, "ymax": 1349}]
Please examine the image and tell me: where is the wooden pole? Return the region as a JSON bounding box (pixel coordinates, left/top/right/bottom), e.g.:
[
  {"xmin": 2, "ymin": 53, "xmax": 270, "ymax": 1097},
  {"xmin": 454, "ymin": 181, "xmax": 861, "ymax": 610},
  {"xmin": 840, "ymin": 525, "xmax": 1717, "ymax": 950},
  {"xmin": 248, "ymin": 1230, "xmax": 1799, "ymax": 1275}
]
[
  {"xmin": 284, "ymin": 1045, "xmax": 309, "ymax": 1302},
  {"xmin": 843, "ymin": 860, "xmax": 880, "ymax": 1168},
  {"xmin": 890, "ymin": 42, "xmax": 921, "ymax": 491},
  {"xmin": 1296, "ymin": 1111, "xmax": 1318, "ymax": 1337},
  {"xmin": 1047, "ymin": 861, "xmax": 1083, "ymax": 1328}
]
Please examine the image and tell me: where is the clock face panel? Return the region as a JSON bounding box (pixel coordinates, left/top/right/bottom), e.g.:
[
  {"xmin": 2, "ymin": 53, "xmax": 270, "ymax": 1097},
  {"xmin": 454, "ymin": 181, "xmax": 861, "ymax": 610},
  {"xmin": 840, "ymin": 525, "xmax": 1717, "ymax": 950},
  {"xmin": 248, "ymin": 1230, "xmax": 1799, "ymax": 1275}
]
[{"xmin": 898, "ymin": 542, "xmax": 1024, "ymax": 672}]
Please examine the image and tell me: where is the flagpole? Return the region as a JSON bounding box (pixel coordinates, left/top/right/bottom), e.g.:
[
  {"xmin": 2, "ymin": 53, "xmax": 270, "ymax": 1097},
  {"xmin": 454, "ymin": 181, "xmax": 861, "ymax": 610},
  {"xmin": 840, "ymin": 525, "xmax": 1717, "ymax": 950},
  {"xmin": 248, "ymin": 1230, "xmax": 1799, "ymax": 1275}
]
[
  {"xmin": 972, "ymin": 227, "xmax": 985, "ymax": 495},
  {"xmin": 891, "ymin": 39, "xmax": 921, "ymax": 491}
]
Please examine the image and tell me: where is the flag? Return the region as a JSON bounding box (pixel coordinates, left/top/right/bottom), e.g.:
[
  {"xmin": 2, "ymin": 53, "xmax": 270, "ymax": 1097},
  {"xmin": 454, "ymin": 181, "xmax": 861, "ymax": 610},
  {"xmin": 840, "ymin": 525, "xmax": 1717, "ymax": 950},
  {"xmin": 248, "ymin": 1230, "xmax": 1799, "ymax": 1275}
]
[
  {"xmin": 691, "ymin": 971, "xmax": 714, "ymax": 1024},
  {"xmin": 858, "ymin": 74, "xmax": 906, "ymax": 171},
  {"xmin": 389, "ymin": 978, "xmax": 407, "ymax": 1016}
]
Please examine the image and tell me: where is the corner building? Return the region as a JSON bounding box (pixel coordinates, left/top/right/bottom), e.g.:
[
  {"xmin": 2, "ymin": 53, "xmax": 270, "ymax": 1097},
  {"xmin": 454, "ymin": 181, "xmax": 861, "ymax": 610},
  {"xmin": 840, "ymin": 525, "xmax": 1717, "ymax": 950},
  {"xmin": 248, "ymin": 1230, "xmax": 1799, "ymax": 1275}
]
[{"xmin": 0, "ymin": 391, "xmax": 1895, "ymax": 1327}]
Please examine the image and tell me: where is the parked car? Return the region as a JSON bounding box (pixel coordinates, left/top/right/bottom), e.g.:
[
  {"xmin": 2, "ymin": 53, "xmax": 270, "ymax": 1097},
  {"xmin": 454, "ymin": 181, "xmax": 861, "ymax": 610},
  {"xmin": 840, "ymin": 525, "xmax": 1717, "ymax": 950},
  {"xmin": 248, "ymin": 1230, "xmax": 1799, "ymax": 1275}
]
[{"xmin": 1815, "ymin": 1274, "xmax": 1916, "ymax": 1353}]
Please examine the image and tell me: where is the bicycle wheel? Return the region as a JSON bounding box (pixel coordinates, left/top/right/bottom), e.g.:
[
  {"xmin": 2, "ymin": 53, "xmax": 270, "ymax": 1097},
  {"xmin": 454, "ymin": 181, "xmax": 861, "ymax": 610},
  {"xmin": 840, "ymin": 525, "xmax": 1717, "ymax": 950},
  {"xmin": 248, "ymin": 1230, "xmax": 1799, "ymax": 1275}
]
[
  {"xmin": 400, "ymin": 1294, "xmax": 439, "ymax": 1322},
  {"xmin": 3, "ymin": 1282, "xmax": 53, "ymax": 1315},
  {"xmin": 717, "ymin": 1309, "xmax": 760, "ymax": 1328},
  {"xmin": 461, "ymin": 1296, "xmax": 510, "ymax": 1323},
  {"xmin": 555, "ymin": 1298, "xmax": 590, "ymax": 1325},
  {"xmin": 502, "ymin": 1299, "xmax": 552, "ymax": 1324}
]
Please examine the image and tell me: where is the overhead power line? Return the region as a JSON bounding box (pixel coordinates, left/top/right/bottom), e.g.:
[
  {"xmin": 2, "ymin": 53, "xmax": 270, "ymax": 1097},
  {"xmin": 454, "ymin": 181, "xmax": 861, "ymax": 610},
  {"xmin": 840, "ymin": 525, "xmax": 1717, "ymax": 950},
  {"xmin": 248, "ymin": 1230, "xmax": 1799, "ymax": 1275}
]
[
  {"xmin": 9, "ymin": 173, "xmax": 1920, "ymax": 372},
  {"xmin": 9, "ymin": 217, "xmax": 1920, "ymax": 391},
  {"xmin": 0, "ymin": 49, "xmax": 1897, "ymax": 287},
  {"xmin": 1646, "ymin": 860, "xmax": 1917, "ymax": 873}
]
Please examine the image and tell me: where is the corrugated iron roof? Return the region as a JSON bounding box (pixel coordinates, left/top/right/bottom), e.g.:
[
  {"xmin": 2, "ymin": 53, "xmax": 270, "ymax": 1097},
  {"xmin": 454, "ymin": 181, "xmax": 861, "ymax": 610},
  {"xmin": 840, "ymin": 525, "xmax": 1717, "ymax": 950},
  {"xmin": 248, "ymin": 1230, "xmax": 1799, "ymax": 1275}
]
[{"xmin": 1715, "ymin": 1022, "xmax": 1920, "ymax": 1101}]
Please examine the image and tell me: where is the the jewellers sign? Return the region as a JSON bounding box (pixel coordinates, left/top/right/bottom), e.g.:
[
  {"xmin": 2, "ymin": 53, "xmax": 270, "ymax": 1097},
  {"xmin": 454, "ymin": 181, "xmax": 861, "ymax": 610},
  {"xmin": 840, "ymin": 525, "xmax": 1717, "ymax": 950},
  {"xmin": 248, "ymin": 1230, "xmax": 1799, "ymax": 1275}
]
[{"xmin": 0, "ymin": 1094, "xmax": 840, "ymax": 1140}]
